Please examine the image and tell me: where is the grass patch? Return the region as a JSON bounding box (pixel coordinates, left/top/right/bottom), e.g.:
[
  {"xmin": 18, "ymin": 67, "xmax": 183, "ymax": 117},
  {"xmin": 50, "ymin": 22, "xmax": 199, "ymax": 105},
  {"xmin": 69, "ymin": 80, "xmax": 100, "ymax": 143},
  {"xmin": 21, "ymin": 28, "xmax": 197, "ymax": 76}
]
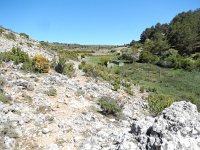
[{"xmin": 111, "ymin": 62, "xmax": 200, "ymax": 112}]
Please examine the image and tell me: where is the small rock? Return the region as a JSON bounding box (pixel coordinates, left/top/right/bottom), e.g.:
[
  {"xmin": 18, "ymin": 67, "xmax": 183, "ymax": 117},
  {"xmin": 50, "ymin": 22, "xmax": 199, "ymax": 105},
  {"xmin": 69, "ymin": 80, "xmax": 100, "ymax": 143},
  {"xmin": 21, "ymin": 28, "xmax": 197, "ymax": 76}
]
[{"xmin": 42, "ymin": 128, "xmax": 50, "ymax": 134}]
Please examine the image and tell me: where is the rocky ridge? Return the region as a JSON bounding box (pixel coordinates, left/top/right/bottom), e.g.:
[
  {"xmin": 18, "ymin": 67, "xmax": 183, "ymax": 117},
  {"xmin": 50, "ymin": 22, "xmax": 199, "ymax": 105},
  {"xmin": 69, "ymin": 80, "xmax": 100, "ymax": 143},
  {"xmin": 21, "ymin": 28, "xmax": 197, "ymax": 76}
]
[{"xmin": 0, "ymin": 27, "xmax": 54, "ymax": 60}]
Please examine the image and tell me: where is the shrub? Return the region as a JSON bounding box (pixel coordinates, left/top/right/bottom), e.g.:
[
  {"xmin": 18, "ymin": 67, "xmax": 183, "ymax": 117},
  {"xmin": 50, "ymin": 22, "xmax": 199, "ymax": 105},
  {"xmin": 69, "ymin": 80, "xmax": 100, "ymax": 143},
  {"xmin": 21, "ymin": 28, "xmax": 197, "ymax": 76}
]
[
  {"xmin": 40, "ymin": 41, "xmax": 49, "ymax": 47},
  {"xmin": 63, "ymin": 63, "xmax": 75, "ymax": 78},
  {"xmin": 5, "ymin": 32, "xmax": 16, "ymax": 41},
  {"xmin": 98, "ymin": 96, "xmax": 122, "ymax": 116},
  {"xmin": 112, "ymin": 80, "xmax": 120, "ymax": 91},
  {"xmin": 124, "ymin": 87, "xmax": 133, "ymax": 95},
  {"xmin": 11, "ymin": 47, "xmax": 31, "ymax": 64},
  {"xmin": 55, "ymin": 56, "xmax": 67, "ymax": 74},
  {"xmin": 100, "ymin": 56, "xmax": 112, "ymax": 66},
  {"xmin": 20, "ymin": 33, "xmax": 29, "ymax": 39},
  {"xmin": 78, "ymin": 61, "xmax": 86, "ymax": 69},
  {"xmin": 148, "ymin": 94, "xmax": 174, "ymax": 116},
  {"xmin": 139, "ymin": 50, "xmax": 159, "ymax": 64},
  {"xmin": 33, "ymin": 55, "xmax": 49, "ymax": 73},
  {"xmin": 22, "ymin": 61, "xmax": 34, "ymax": 72},
  {"xmin": 47, "ymin": 87, "xmax": 57, "ymax": 96},
  {"xmin": 0, "ymin": 94, "xmax": 12, "ymax": 104},
  {"xmin": 0, "ymin": 47, "xmax": 31, "ymax": 64},
  {"xmin": 140, "ymin": 86, "xmax": 145, "ymax": 93},
  {"xmin": 59, "ymin": 50, "xmax": 79, "ymax": 61},
  {"xmin": 55, "ymin": 56, "xmax": 75, "ymax": 77},
  {"xmin": 180, "ymin": 58, "xmax": 196, "ymax": 71}
]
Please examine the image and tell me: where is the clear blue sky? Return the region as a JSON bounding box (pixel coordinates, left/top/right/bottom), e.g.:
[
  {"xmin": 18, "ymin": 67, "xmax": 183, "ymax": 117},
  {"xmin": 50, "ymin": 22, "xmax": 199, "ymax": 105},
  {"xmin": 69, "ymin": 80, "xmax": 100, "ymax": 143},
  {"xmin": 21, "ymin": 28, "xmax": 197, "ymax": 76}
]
[{"xmin": 0, "ymin": 0, "xmax": 200, "ymax": 45}]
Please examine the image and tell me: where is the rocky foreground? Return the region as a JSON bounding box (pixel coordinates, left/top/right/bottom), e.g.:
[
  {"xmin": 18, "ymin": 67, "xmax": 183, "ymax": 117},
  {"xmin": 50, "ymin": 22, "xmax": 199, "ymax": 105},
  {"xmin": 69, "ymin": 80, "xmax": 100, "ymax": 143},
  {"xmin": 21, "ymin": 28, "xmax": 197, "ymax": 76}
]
[{"xmin": 0, "ymin": 62, "xmax": 199, "ymax": 150}]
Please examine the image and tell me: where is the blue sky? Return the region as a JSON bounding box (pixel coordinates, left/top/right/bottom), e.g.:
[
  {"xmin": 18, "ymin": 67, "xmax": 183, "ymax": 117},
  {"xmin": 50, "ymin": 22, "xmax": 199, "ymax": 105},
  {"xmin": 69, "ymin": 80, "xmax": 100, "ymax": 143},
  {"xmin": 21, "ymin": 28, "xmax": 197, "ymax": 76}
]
[{"xmin": 0, "ymin": 0, "xmax": 200, "ymax": 45}]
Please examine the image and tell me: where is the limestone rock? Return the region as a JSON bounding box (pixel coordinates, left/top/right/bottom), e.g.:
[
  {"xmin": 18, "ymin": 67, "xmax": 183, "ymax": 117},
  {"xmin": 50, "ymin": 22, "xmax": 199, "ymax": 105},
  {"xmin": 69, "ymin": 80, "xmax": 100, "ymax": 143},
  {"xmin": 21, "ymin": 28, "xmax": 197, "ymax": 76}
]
[{"xmin": 130, "ymin": 101, "xmax": 200, "ymax": 150}]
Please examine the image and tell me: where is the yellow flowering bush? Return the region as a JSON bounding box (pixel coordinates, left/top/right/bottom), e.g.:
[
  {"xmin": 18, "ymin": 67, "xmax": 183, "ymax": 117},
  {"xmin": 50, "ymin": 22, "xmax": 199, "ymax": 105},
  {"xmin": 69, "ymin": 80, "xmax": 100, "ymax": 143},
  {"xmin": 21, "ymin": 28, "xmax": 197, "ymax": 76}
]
[{"xmin": 33, "ymin": 55, "xmax": 49, "ymax": 73}]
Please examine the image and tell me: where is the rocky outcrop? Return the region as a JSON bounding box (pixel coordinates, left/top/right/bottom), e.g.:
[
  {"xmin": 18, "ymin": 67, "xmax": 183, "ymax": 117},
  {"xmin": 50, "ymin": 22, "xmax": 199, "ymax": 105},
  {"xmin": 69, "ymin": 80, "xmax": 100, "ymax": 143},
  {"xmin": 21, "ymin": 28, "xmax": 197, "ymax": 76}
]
[{"xmin": 130, "ymin": 101, "xmax": 200, "ymax": 150}]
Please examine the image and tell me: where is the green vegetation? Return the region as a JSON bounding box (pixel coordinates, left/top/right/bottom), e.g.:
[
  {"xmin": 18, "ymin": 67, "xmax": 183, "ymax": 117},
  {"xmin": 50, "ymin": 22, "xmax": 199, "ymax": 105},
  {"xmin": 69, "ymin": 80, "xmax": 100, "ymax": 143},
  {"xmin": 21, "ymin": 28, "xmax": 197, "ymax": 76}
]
[
  {"xmin": 112, "ymin": 80, "xmax": 120, "ymax": 91},
  {"xmin": 80, "ymin": 55, "xmax": 200, "ymax": 114},
  {"xmin": 0, "ymin": 94, "xmax": 11, "ymax": 104},
  {"xmin": 113, "ymin": 63, "xmax": 200, "ymax": 112},
  {"xmin": 98, "ymin": 96, "xmax": 122, "ymax": 116},
  {"xmin": 99, "ymin": 56, "xmax": 112, "ymax": 66},
  {"xmin": 5, "ymin": 32, "xmax": 16, "ymax": 41},
  {"xmin": 0, "ymin": 47, "xmax": 31, "ymax": 64},
  {"xmin": 58, "ymin": 50, "xmax": 79, "ymax": 61},
  {"xmin": 133, "ymin": 9, "xmax": 200, "ymax": 71},
  {"xmin": 148, "ymin": 94, "xmax": 174, "ymax": 116},
  {"xmin": 47, "ymin": 87, "xmax": 57, "ymax": 96},
  {"xmin": 55, "ymin": 55, "xmax": 75, "ymax": 77},
  {"xmin": 20, "ymin": 33, "xmax": 29, "ymax": 39},
  {"xmin": 0, "ymin": 47, "xmax": 50, "ymax": 73}
]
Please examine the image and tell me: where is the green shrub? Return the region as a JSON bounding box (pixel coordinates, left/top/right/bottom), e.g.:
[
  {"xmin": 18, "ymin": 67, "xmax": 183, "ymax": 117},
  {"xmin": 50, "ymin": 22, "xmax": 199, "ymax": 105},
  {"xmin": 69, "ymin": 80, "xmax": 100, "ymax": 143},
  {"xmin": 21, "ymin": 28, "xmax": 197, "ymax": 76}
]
[
  {"xmin": 139, "ymin": 50, "xmax": 159, "ymax": 64},
  {"xmin": 20, "ymin": 33, "xmax": 29, "ymax": 39},
  {"xmin": 40, "ymin": 41, "xmax": 49, "ymax": 47},
  {"xmin": 22, "ymin": 61, "xmax": 34, "ymax": 72},
  {"xmin": 5, "ymin": 32, "xmax": 16, "ymax": 41},
  {"xmin": 100, "ymin": 56, "xmax": 112, "ymax": 66},
  {"xmin": 0, "ymin": 94, "xmax": 12, "ymax": 104},
  {"xmin": 124, "ymin": 87, "xmax": 133, "ymax": 95},
  {"xmin": 0, "ymin": 47, "xmax": 31, "ymax": 64},
  {"xmin": 64, "ymin": 63, "xmax": 75, "ymax": 78},
  {"xmin": 148, "ymin": 94, "xmax": 174, "ymax": 116},
  {"xmin": 55, "ymin": 56, "xmax": 75, "ymax": 77},
  {"xmin": 47, "ymin": 87, "xmax": 57, "ymax": 96},
  {"xmin": 78, "ymin": 61, "xmax": 86, "ymax": 69},
  {"xmin": 112, "ymin": 80, "xmax": 120, "ymax": 91},
  {"xmin": 59, "ymin": 50, "xmax": 79, "ymax": 61},
  {"xmin": 140, "ymin": 86, "xmax": 145, "ymax": 93},
  {"xmin": 98, "ymin": 96, "xmax": 122, "ymax": 116},
  {"xmin": 55, "ymin": 56, "xmax": 66, "ymax": 74},
  {"xmin": 180, "ymin": 58, "xmax": 196, "ymax": 71}
]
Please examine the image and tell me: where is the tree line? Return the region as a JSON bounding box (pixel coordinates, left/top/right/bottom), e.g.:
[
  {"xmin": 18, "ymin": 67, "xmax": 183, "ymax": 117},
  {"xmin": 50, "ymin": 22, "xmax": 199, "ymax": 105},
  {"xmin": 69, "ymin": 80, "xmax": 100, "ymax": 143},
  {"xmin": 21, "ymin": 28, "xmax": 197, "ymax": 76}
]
[{"xmin": 131, "ymin": 9, "xmax": 200, "ymax": 71}]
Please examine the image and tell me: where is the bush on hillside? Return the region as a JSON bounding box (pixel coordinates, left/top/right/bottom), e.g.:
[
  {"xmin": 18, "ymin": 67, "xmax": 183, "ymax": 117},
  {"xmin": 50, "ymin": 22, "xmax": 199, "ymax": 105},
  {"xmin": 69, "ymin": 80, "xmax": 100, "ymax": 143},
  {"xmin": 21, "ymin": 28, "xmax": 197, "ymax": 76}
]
[
  {"xmin": 20, "ymin": 33, "xmax": 29, "ymax": 39},
  {"xmin": 148, "ymin": 94, "xmax": 174, "ymax": 116},
  {"xmin": 98, "ymin": 96, "xmax": 122, "ymax": 116},
  {"xmin": 0, "ymin": 93, "xmax": 12, "ymax": 104},
  {"xmin": 33, "ymin": 55, "xmax": 50, "ymax": 73},
  {"xmin": 63, "ymin": 63, "xmax": 75, "ymax": 78},
  {"xmin": 139, "ymin": 50, "xmax": 159, "ymax": 64},
  {"xmin": 100, "ymin": 56, "xmax": 112, "ymax": 66},
  {"xmin": 55, "ymin": 56, "xmax": 67, "ymax": 74},
  {"xmin": 0, "ymin": 47, "xmax": 31, "ymax": 65},
  {"xmin": 112, "ymin": 80, "xmax": 120, "ymax": 91},
  {"xmin": 55, "ymin": 56, "xmax": 75, "ymax": 77}
]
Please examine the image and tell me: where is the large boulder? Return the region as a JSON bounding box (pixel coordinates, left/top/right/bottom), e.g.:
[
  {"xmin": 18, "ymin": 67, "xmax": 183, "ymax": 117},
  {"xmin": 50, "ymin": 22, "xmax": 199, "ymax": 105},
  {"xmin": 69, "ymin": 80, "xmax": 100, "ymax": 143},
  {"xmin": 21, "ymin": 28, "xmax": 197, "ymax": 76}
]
[{"xmin": 130, "ymin": 101, "xmax": 200, "ymax": 150}]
